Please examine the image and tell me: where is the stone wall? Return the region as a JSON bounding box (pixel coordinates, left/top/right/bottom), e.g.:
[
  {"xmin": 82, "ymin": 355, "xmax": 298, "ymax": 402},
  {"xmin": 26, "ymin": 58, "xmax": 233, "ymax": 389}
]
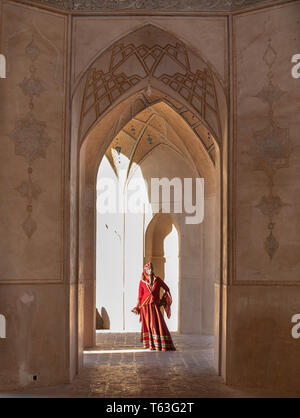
[
  {"xmin": 0, "ymin": 1, "xmax": 69, "ymax": 388},
  {"xmin": 228, "ymin": 1, "xmax": 300, "ymax": 390}
]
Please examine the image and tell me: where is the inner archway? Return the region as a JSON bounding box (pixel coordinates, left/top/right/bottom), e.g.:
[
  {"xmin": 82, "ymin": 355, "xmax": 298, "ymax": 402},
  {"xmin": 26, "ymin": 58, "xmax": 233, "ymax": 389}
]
[
  {"xmin": 95, "ymin": 103, "xmax": 208, "ymax": 334},
  {"xmin": 81, "ymin": 95, "xmax": 220, "ymax": 347},
  {"xmin": 145, "ymin": 214, "xmax": 180, "ymax": 332}
]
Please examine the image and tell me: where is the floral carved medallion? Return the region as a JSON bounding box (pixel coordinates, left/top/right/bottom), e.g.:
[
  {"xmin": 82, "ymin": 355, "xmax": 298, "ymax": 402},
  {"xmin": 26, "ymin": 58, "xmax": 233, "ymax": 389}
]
[
  {"xmin": 250, "ymin": 39, "xmax": 293, "ymax": 259},
  {"xmin": 11, "ymin": 113, "xmax": 51, "ymax": 164},
  {"xmin": 10, "ymin": 38, "xmax": 51, "ymax": 238}
]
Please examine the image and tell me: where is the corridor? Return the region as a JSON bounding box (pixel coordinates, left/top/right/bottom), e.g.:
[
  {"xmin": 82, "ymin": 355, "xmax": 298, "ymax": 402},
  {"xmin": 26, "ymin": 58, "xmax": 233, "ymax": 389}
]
[{"xmin": 1, "ymin": 333, "xmax": 299, "ymax": 398}]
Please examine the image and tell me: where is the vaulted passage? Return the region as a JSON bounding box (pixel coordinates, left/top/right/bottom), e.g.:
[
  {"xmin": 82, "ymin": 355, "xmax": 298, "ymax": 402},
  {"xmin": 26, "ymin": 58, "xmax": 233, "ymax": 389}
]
[
  {"xmin": 94, "ymin": 103, "xmax": 217, "ymax": 335},
  {"xmin": 75, "ymin": 24, "xmax": 226, "ymax": 382}
]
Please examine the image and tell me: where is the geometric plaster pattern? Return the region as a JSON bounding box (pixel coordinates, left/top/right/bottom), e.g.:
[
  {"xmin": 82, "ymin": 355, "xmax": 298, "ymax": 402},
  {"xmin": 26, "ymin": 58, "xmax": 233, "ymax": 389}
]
[
  {"xmin": 106, "ymin": 106, "xmax": 197, "ymax": 182},
  {"xmin": 102, "ymin": 88, "xmax": 216, "ymax": 165},
  {"xmin": 80, "ymin": 38, "xmax": 220, "ymax": 146},
  {"xmin": 251, "ymin": 39, "xmax": 292, "ymax": 260},
  {"xmin": 10, "ymin": 38, "xmax": 51, "ymax": 238},
  {"xmin": 27, "ymin": 0, "xmax": 275, "ymax": 11}
]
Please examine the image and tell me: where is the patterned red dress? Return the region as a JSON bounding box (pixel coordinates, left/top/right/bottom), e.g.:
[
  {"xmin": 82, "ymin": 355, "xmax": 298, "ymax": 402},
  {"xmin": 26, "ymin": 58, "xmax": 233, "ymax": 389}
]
[{"xmin": 136, "ymin": 266, "xmax": 176, "ymax": 351}]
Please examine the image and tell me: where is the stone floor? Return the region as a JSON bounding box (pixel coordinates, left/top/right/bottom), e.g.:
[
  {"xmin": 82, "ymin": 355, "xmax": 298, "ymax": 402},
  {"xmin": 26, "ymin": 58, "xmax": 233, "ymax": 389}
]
[{"xmin": 1, "ymin": 332, "xmax": 300, "ymax": 398}]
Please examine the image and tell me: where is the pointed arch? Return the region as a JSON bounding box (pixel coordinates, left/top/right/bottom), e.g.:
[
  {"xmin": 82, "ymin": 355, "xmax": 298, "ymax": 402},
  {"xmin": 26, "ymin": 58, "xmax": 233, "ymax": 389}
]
[
  {"xmin": 145, "ymin": 213, "xmax": 180, "ymax": 332},
  {"xmin": 70, "ymin": 23, "xmax": 228, "ymax": 382},
  {"xmin": 73, "ymin": 24, "xmax": 226, "ymax": 152}
]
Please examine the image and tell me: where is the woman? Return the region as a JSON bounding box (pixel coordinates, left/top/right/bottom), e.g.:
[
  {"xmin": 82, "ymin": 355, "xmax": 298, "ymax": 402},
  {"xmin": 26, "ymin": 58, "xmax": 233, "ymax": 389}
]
[{"xmin": 132, "ymin": 262, "xmax": 176, "ymax": 351}]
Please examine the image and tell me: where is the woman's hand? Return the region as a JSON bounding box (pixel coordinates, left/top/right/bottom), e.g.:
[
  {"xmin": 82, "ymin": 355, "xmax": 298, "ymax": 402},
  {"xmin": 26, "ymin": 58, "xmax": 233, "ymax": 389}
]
[
  {"xmin": 157, "ymin": 299, "xmax": 166, "ymax": 307},
  {"xmin": 131, "ymin": 306, "xmax": 140, "ymax": 315}
]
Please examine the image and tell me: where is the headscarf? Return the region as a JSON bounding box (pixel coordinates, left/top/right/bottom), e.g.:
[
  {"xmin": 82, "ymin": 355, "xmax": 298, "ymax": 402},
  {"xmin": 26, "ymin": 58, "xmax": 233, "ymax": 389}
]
[{"xmin": 142, "ymin": 262, "xmax": 153, "ymax": 284}]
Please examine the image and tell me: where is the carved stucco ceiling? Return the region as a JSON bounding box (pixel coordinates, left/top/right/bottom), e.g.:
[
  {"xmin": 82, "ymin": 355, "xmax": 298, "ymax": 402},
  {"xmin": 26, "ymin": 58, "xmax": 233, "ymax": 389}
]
[
  {"xmin": 106, "ymin": 106, "xmax": 197, "ymax": 181},
  {"xmin": 22, "ymin": 0, "xmax": 277, "ymax": 11}
]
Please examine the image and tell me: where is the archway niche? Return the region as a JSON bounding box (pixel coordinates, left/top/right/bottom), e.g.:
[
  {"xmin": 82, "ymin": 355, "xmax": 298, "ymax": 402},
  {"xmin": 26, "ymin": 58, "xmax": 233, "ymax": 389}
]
[
  {"xmin": 145, "ymin": 213, "xmax": 180, "ymax": 332},
  {"xmin": 71, "ymin": 24, "xmax": 228, "ymax": 377},
  {"xmin": 94, "ymin": 100, "xmax": 215, "ymax": 333},
  {"xmin": 78, "ymin": 96, "xmax": 220, "ymax": 355}
]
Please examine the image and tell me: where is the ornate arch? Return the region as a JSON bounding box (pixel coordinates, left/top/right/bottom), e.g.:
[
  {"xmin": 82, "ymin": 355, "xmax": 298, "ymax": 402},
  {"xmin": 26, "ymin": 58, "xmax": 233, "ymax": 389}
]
[
  {"xmin": 78, "ymin": 25, "xmax": 223, "ymax": 148},
  {"xmin": 73, "ymin": 23, "xmax": 225, "ymax": 366}
]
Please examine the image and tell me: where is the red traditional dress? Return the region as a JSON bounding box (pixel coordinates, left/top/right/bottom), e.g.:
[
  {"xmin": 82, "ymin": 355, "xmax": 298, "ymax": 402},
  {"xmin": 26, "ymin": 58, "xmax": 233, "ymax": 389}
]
[{"xmin": 133, "ymin": 263, "xmax": 176, "ymax": 351}]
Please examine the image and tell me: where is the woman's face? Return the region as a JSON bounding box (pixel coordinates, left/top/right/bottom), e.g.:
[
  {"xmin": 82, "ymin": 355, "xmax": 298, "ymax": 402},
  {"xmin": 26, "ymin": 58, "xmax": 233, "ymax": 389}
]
[{"xmin": 145, "ymin": 266, "xmax": 152, "ymax": 276}]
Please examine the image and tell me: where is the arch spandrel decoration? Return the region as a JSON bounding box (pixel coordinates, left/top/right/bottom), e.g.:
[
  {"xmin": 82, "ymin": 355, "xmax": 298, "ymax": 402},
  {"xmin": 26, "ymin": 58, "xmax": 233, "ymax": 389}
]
[
  {"xmin": 79, "ymin": 25, "xmax": 222, "ymax": 153},
  {"xmin": 87, "ymin": 89, "xmax": 217, "ymax": 165}
]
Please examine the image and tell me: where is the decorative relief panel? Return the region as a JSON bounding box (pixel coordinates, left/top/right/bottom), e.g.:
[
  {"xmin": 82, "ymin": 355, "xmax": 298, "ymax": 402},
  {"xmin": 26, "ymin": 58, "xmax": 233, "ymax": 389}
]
[
  {"xmin": 26, "ymin": 0, "xmax": 274, "ymax": 11},
  {"xmin": 10, "ymin": 38, "xmax": 51, "ymax": 238},
  {"xmin": 249, "ymin": 40, "xmax": 293, "ymax": 260},
  {"xmin": 79, "ymin": 28, "xmax": 221, "ymax": 148}
]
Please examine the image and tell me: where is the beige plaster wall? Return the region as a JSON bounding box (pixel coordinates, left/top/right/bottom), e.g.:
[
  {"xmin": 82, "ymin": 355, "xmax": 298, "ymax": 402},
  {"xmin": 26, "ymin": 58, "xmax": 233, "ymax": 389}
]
[
  {"xmin": 229, "ymin": 1, "xmax": 300, "ymax": 390},
  {"xmin": 0, "ymin": 1, "xmax": 69, "ymax": 388},
  {"xmin": 227, "ymin": 285, "xmax": 300, "ymax": 390},
  {"xmin": 0, "ymin": 1, "xmax": 67, "ymax": 281},
  {"xmin": 234, "ymin": 1, "xmax": 300, "ymax": 282},
  {"xmin": 0, "ymin": 284, "xmax": 67, "ymax": 389}
]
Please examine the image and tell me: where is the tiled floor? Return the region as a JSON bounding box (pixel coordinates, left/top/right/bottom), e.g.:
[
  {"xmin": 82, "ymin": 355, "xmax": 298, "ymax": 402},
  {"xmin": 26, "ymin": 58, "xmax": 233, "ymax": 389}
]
[{"xmin": 1, "ymin": 332, "xmax": 300, "ymax": 398}]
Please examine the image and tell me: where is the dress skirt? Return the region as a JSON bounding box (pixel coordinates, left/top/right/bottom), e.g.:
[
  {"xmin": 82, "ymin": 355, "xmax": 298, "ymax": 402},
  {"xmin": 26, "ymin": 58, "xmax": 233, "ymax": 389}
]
[{"xmin": 140, "ymin": 302, "xmax": 176, "ymax": 351}]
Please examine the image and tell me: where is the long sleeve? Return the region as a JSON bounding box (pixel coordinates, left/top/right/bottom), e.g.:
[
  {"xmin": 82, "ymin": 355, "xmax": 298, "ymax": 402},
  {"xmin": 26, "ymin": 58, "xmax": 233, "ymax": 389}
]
[
  {"xmin": 158, "ymin": 278, "xmax": 172, "ymax": 318},
  {"xmin": 132, "ymin": 281, "xmax": 143, "ymax": 317},
  {"xmin": 138, "ymin": 280, "xmax": 144, "ymax": 305},
  {"xmin": 159, "ymin": 277, "xmax": 170, "ymax": 293}
]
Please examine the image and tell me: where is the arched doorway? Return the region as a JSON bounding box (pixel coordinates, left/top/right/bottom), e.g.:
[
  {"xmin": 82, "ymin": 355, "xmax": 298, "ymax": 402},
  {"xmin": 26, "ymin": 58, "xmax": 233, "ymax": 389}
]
[
  {"xmin": 145, "ymin": 214, "xmax": 180, "ymax": 332},
  {"xmin": 94, "ymin": 100, "xmax": 217, "ymax": 335},
  {"xmin": 71, "ymin": 24, "xmax": 228, "ymax": 377}
]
